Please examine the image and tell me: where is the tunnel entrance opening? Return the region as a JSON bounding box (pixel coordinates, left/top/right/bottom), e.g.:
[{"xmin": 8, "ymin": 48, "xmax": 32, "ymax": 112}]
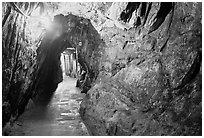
[
  {"xmin": 31, "ymin": 13, "xmax": 102, "ymax": 107},
  {"xmin": 60, "ymin": 48, "xmax": 81, "ymax": 79}
]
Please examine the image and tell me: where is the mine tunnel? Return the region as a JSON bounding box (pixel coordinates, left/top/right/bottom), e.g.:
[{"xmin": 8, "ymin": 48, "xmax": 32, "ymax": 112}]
[{"xmin": 2, "ymin": 2, "xmax": 202, "ymax": 136}]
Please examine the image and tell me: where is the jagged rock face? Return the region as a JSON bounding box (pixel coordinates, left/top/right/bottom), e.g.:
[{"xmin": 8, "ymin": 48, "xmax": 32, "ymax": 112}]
[
  {"xmin": 2, "ymin": 2, "xmax": 202, "ymax": 136},
  {"xmin": 80, "ymin": 2, "xmax": 202, "ymax": 136},
  {"xmin": 2, "ymin": 2, "xmax": 39, "ymax": 127}
]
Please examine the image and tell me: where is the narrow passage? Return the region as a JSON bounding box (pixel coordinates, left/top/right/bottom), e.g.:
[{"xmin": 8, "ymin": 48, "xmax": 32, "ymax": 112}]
[{"xmin": 9, "ymin": 76, "xmax": 89, "ymax": 136}]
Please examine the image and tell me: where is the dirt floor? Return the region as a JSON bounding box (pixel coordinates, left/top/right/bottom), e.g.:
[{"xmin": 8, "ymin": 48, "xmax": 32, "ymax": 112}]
[{"xmin": 8, "ymin": 76, "xmax": 89, "ymax": 136}]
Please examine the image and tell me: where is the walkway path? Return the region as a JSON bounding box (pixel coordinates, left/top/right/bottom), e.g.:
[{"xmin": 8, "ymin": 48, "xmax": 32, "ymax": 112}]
[{"xmin": 9, "ymin": 76, "xmax": 89, "ymax": 136}]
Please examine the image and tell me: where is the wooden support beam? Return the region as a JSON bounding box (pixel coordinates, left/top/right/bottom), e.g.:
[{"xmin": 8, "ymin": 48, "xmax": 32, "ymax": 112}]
[
  {"xmin": 75, "ymin": 48, "xmax": 78, "ymax": 77},
  {"xmin": 63, "ymin": 53, "xmax": 66, "ymax": 74}
]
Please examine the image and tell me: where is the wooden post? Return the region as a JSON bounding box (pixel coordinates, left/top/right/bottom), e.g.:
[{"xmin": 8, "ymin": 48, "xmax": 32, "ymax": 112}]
[
  {"xmin": 75, "ymin": 48, "xmax": 78, "ymax": 78},
  {"xmin": 63, "ymin": 53, "xmax": 66, "ymax": 75},
  {"xmin": 70, "ymin": 53, "xmax": 73, "ymax": 77},
  {"xmin": 67, "ymin": 54, "xmax": 70, "ymax": 76}
]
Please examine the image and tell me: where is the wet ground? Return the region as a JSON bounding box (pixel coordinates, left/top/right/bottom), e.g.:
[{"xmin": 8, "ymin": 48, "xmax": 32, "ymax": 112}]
[{"xmin": 9, "ymin": 76, "xmax": 89, "ymax": 136}]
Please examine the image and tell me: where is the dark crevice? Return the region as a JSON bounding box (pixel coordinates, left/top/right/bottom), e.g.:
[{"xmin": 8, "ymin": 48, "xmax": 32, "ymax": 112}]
[
  {"xmin": 2, "ymin": 6, "xmax": 11, "ymax": 27},
  {"xmin": 173, "ymin": 51, "xmax": 202, "ymax": 91},
  {"xmin": 134, "ymin": 16, "xmax": 141, "ymax": 28},
  {"xmin": 143, "ymin": 2, "xmax": 152, "ymax": 26},
  {"xmin": 159, "ymin": 37, "xmax": 169, "ymax": 52},
  {"xmin": 120, "ymin": 2, "xmax": 140, "ymax": 22},
  {"xmin": 140, "ymin": 3, "xmax": 147, "ymax": 18},
  {"xmin": 148, "ymin": 2, "xmax": 174, "ymax": 34}
]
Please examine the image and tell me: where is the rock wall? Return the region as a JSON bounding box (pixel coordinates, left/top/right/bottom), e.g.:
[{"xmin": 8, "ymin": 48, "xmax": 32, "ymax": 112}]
[
  {"xmin": 2, "ymin": 2, "xmax": 45, "ymax": 126},
  {"xmin": 80, "ymin": 2, "xmax": 202, "ymax": 136},
  {"xmin": 2, "ymin": 2, "xmax": 202, "ymax": 136},
  {"xmin": 2, "ymin": 2, "xmax": 40, "ymax": 127}
]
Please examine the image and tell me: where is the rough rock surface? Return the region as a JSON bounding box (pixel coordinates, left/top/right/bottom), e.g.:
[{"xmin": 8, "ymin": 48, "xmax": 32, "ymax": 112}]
[
  {"xmin": 2, "ymin": 2, "xmax": 202, "ymax": 136},
  {"xmin": 80, "ymin": 2, "xmax": 202, "ymax": 136},
  {"xmin": 2, "ymin": 2, "xmax": 39, "ymax": 127}
]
